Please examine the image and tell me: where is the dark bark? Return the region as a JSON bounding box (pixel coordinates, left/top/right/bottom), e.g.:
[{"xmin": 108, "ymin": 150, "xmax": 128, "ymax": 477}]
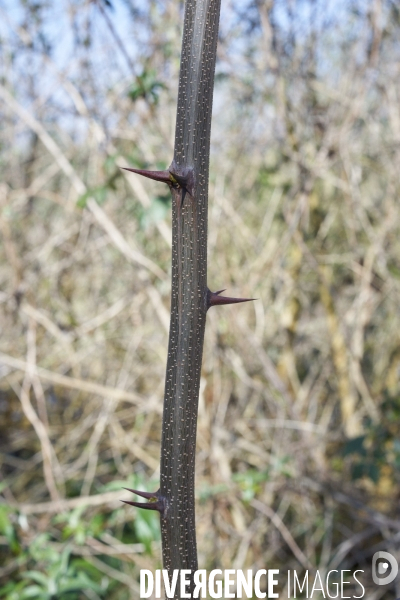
[
  {"xmin": 124, "ymin": 2, "xmax": 253, "ymax": 598},
  {"xmin": 160, "ymin": 1, "xmax": 222, "ymax": 592}
]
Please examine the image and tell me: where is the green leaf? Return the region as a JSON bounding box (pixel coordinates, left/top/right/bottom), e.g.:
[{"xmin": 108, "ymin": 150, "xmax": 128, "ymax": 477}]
[
  {"xmin": 388, "ymin": 263, "xmax": 400, "ymax": 279},
  {"xmin": 21, "ymin": 572, "xmax": 48, "ymax": 587},
  {"xmin": 0, "ymin": 480, "xmax": 10, "ymax": 494},
  {"xmin": 140, "ymin": 196, "xmax": 170, "ymax": 229},
  {"xmin": 58, "ymin": 572, "xmax": 103, "ymax": 594},
  {"xmin": 133, "ymin": 508, "xmax": 160, "ymax": 553},
  {"xmin": 0, "ymin": 581, "xmax": 28, "ymax": 599},
  {"xmin": 0, "ymin": 506, "xmax": 20, "ymax": 554},
  {"xmin": 351, "ymin": 461, "xmax": 380, "ymax": 483},
  {"xmin": 342, "ymin": 435, "xmax": 366, "ymax": 457},
  {"xmin": 104, "ymin": 154, "xmax": 117, "ymax": 175},
  {"xmin": 0, "ymin": 506, "xmax": 13, "ymax": 538},
  {"xmin": 128, "ymin": 69, "xmax": 166, "ymax": 105},
  {"xmin": 19, "ymin": 585, "xmax": 49, "ymax": 600},
  {"xmin": 70, "ymin": 558, "xmax": 103, "ymax": 581},
  {"xmin": 133, "ymin": 516, "xmax": 153, "ymax": 553},
  {"xmin": 198, "ymin": 483, "xmax": 230, "ymax": 502},
  {"xmin": 76, "ymin": 186, "xmax": 107, "ymax": 209},
  {"xmin": 233, "ymin": 469, "xmax": 270, "ymax": 502},
  {"xmin": 76, "ymin": 192, "xmax": 89, "ymax": 209}
]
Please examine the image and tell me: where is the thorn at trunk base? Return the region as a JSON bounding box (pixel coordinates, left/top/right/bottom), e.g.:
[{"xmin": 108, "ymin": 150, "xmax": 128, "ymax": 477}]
[
  {"xmin": 207, "ymin": 288, "xmax": 256, "ymax": 310},
  {"xmin": 121, "ymin": 487, "xmax": 166, "ymax": 514}
]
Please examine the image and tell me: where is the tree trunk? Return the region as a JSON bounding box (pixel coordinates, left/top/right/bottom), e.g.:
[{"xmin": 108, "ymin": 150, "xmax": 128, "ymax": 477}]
[
  {"xmin": 123, "ymin": 2, "xmax": 252, "ymax": 597},
  {"xmin": 160, "ymin": 0, "xmax": 222, "ymax": 586}
]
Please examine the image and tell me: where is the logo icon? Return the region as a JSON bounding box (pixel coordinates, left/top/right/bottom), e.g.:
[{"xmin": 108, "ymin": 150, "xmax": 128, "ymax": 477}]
[{"xmin": 372, "ymin": 551, "xmax": 398, "ymax": 585}]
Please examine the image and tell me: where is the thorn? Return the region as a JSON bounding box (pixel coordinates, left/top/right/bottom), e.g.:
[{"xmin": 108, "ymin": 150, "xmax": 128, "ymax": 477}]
[
  {"xmin": 122, "ymin": 167, "xmax": 172, "ymax": 185},
  {"xmin": 169, "ymin": 172, "xmax": 188, "ymax": 189},
  {"xmin": 122, "ymin": 487, "xmax": 159, "ymax": 500},
  {"xmin": 121, "ymin": 499, "xmax": 165, "ymax": 512},
  {"xmin": 207, "ymin": 288, "xmax": 256, "ymax": 310},
  {"xmin": 123, "ymin": 164, "xmax": 195, "ymax": 207},
  {"xmin": 168, "ymin": 165, "xmax": 195, "ymax": 198},
  {"xmin": 180, "ymin": 186, "xmax": 187, "ymax": 208},
  {"xmin": 121, "ymin": 487, "xmax": 166, "ymax": 514},
  {"xmin": 168, "ymin": 171, "xmax": 192, "ymax": 207}
]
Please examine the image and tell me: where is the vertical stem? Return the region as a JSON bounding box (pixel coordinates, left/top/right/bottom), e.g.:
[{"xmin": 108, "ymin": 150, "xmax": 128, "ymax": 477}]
[{"xmin": 160, "ymin": 0, "xmax": 221, "ymax": 595}]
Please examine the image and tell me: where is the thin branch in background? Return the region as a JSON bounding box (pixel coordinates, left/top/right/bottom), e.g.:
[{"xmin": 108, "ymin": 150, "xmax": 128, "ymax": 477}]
[
  {"xmin": 16, "ymin": 341, "xmax": 60, "ymax": 501},
  {"xmin": 94, "ymin": 0, "xmax": 137, "ymax": 77}
]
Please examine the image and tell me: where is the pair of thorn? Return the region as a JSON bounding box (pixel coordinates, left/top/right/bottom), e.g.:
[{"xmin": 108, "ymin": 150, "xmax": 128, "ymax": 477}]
[{"xmin": 121, "ymin": 488, "xmax": 166, "ymax": 514}]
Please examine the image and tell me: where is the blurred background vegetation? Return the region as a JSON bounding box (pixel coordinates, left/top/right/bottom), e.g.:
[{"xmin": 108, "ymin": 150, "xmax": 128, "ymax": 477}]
[{"xmin": 1, "ymin": 0, "xmax": 400, "ymax": 598}]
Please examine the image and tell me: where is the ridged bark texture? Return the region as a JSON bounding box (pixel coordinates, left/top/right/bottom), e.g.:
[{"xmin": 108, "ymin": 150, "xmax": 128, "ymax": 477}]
[{"xmin": 159, "ymin": 0, "xmax": 221, "ymax": 597}]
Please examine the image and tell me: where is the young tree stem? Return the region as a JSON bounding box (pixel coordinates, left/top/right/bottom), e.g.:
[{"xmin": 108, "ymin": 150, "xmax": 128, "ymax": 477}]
[{"xmin": 159, "ymin": 0, "xmax": 221, "ymax": 595}]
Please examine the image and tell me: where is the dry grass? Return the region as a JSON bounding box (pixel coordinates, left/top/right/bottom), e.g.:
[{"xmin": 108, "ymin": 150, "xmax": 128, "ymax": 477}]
[{"xmin": 1, "ymin": 1, "xmax": 400, "ymax": 598}]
